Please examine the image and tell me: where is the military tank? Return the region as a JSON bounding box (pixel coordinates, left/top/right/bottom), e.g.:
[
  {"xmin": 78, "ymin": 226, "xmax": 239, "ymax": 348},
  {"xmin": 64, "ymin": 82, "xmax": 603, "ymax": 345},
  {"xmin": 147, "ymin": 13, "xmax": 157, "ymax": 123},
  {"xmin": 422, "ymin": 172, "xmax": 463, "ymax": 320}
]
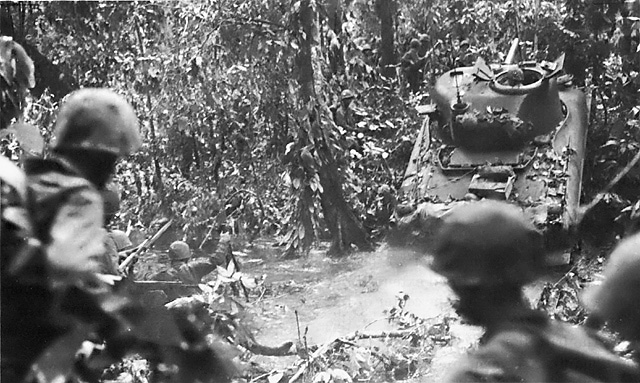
[{"xmin": 394, "ymin": 41, "xmax": 589, "ymax": 264}]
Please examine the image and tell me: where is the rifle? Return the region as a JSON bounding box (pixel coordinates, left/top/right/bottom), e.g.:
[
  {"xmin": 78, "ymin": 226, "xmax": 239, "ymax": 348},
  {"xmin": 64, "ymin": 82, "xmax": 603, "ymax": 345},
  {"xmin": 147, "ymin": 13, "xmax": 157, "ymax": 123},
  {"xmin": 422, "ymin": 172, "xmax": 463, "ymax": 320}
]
[
  {"xmin": 129, "ymin": 280, "xmax": 200, "ymax": 297},
  {"xmin": 118, "ymin": 219, "xmax": 173, "ymax": 273}
]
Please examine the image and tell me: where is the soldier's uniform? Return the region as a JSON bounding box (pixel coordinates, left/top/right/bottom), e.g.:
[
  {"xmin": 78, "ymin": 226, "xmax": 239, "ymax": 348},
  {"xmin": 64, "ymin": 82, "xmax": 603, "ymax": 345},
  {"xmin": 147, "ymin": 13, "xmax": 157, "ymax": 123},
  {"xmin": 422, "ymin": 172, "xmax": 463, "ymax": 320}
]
[
  {"xmin": 1, "ymin": 155, "xmax": 31, "ymax": 262},
  {"xmin": 25, "ymin": 156, "xmax": 106, "ymax": 273},
  {"xmin": 430, "ymin": 200, "xmax": 639, "ymax": 382},
  {"xmin": 1, "ymin": 88, "xmax": 141, "ymax": 382},
  {"xmin": 334, "ymin": 89, "xmax": 355, "ymax": 130},
  {"xmin": 401, "ymin": 39, "xmax": 426, "ymax": 93},
  {"xmin": 99, "ymin": 183, "xmax": 131, "ymax": 275},
  {"xmin": 151, "ymin": 241, "xmax": 218, "ymax": 285},
  {"xmin": 1, "ymin": 40, "xmax": 58, "ymax": 382},
  {"xmin": 447, "ymin": 309, "xmax": 639, "ymax": 382},
  {"xmin": 101, "ymin": 229, "xmax": 132, "ymax": 275},
  {"xmin": 583, "ymin": 233, "xmax": 640, "ymax": 365},
  {"xmin": 0, "ymin": 156, "xmax": 53, "ymax": 382},
  {"xmin": 24, "ymin": 88, "xmax": 141, "ymax": 276}
]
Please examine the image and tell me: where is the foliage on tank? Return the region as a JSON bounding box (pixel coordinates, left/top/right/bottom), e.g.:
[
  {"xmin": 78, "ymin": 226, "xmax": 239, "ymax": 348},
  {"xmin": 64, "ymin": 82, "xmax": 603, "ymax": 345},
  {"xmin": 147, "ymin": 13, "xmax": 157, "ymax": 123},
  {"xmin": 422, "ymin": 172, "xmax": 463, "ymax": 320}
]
[{"xmin": 449, "ymin": 108, "xmax": 533, "ymax": 151}]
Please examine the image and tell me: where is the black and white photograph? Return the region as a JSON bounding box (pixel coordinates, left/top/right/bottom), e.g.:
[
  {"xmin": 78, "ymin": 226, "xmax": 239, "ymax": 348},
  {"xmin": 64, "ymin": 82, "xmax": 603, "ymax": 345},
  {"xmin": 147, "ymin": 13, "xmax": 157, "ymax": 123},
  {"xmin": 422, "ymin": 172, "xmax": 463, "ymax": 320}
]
[{"xmin": 1, "ymin": 0, "xmax": 639, "ymax": 381}]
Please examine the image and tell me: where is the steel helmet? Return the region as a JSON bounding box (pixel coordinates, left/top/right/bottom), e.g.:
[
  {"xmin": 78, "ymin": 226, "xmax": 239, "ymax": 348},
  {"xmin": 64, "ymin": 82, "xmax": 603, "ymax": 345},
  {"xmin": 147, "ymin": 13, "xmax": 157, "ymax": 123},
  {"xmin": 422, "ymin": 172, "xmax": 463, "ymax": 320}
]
[
  {"xmin": 52, "ymin": 88, "xmax": 141, "ymax": 156},
  {"xmin": 340, "ymin": 89, "xmax": 355, "ymax": 101},
  {"xmin": 110, "ymin": 230, "xmax": 133, "ymax": 251},
  {"xmin": 168, "ymin": 240, "xmax": 191, "ymax": 261},
  {"xmin": 583, "ymin": 233, "xmax": 640, "ymax": 340},
  {"xmin": 410, "ymin": 39, "xmax": 421, "ymax": 49},
  {"xmin": 431, "ymin": 200, "xmax": 545, "ymax": 287}
]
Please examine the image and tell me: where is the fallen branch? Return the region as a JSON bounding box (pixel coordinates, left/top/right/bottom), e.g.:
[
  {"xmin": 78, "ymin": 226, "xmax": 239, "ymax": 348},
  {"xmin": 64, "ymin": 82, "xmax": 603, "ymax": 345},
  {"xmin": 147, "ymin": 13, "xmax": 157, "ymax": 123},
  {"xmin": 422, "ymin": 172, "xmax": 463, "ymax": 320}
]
[
  {"xmin": 578, "ymin": 148, "xmax": 640, "ymax": 222},
  {"xmin": 343, "ymin": 330, "xmax": 414, "ymax": 341},
  {"xmin": 288, "ymin": 329, "xmax": 415, "ymax": 383},
  {"xmin": 288, "ymin": 338, "xmax": 335, "ymax": 383}
]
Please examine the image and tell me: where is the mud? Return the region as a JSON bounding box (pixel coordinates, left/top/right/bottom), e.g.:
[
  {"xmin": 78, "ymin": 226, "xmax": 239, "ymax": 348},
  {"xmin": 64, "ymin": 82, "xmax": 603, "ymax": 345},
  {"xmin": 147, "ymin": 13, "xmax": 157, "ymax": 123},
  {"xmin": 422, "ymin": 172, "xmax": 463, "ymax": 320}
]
[
  {"xmin": 236, "ymin": 240, "xmax": 483, "ymax": 381},
  {"xmin": 235, "ymin": 238, "xmax": 561, "ymax": 381}
]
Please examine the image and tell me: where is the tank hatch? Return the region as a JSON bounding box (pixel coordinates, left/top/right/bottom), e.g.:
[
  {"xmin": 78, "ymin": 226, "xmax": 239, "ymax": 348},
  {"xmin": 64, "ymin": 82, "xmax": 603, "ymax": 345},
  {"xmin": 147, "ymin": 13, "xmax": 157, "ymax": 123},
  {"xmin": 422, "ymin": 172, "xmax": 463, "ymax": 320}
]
[{"xmin": 433, "ymin": 59, "xmax": 565, "ymax": 152}]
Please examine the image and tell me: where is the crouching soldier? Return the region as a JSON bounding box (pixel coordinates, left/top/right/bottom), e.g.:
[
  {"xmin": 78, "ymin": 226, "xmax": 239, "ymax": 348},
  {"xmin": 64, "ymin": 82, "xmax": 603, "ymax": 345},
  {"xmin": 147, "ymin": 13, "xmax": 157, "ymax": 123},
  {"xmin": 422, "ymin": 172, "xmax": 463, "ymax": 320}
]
[
  {"xmin": 99, "ymin": 183, "xmax": 134, "ymax": 275},
  {"xmin": 153, "ymin": 240, "xmax": 219, "ymax": 285},
  {"xmin": 430, "ymin": 200, "xmax": 639, "ymax": 382}
]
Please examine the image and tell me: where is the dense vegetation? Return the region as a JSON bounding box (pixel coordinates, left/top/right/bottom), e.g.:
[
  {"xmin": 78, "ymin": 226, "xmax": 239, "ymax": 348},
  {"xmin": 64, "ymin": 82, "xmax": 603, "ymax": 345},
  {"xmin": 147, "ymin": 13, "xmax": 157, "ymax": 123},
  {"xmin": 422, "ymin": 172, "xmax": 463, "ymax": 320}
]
[
  {"xmin": 1, "ymin": 0, "xmax": 639, "ymax": 381},
  {"xmin": 2, "ymin": 0, "xmax": 639, "ymax": 253}
]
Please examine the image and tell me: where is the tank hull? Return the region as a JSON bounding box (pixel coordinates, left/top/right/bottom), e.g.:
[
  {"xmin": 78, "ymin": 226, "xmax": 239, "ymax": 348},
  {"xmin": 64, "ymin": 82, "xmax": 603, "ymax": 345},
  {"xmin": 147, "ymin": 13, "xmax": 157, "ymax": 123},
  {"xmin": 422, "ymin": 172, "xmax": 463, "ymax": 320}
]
[{"xmin": 394, "ymin": 61, "xmax": 588, "ymax": 263}]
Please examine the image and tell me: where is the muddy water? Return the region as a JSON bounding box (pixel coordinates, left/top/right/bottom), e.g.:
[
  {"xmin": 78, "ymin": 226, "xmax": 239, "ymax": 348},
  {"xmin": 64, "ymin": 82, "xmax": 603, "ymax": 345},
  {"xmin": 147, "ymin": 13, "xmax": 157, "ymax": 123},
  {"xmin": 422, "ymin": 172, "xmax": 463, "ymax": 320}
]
[
  {"xmin": 239, "ymin": 241, "xmax": 489, "ymax": 381},
  {"xmin": 239, "ymin": 240, "xmax": 551, "ymax": 381}
]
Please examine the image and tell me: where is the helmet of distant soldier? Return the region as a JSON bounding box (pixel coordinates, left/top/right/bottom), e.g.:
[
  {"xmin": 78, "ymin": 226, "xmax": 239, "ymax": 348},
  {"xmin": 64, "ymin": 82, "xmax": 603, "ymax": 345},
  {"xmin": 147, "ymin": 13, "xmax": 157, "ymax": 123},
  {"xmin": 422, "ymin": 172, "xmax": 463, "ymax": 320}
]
[
  {"xmin": 51, "ymin": 88, "xmax": 142, "ymax": 156},
  {"xmin": 340, "ymin": 89, "xmax": 355, "ymax": 101},
  {"xmin": 168, "ymin": 240, "xmax": 191, "ymax": 261},
  {"xmin": 431, "ymin": 200, "xmax": 545, "ymax": 287},
  {"xmin": 110, "ymin": 230, "xmax": 133, "ymax": 252},
  {"xmin": 410, "ymin": 39, "xmax": 421, "ymax": 49},
  {"xmin": 361, "ymin": 43, "xmax": 372, "ymax": 52},
  {"xmin": 582, "ymin": 233, "xmax": 640, "ymax": 340}
]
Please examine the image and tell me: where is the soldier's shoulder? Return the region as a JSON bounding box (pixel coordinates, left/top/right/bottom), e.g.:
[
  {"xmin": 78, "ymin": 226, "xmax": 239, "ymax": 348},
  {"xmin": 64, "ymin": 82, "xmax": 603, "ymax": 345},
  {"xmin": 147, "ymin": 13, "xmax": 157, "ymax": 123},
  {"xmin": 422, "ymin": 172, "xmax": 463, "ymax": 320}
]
[
  {"xmin": 443, "ymin": 327, "xmax": 548, "ymax": 382},
  {"xmin": 26, "ymin": 158, "xmax": 95, "ymax": 197},
  {"xmin": 479, "ymin": 327, "xmax": 544, "ymax": 362},
  {"xmin": 544, "ymin": 321, "xmax": 638, "ymax": 369}
]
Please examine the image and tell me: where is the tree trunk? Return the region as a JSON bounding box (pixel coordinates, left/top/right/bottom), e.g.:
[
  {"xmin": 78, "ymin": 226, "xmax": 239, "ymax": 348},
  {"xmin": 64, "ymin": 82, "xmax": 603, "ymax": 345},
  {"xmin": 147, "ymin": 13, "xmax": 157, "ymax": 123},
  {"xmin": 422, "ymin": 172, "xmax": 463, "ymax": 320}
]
[
  {"xmin": 290, "ymin": 0, "xmax": 319, "ymax": 257},
  {"xmin": 294, "ymin": 0, "xmax": 372, "ymax": 257},
  {"xmin": 296, "ymin": 0, "xmax": 315, "ymax": 102},
  {"xmin": 325, "ymin": 0, "xmax": 342, "ymax": 35},
  {"xmin": 375, "ymin": 0, "xmax": 396, "ymax": 78},
  {"xmin": 317, "ymin": 146, "xmax": 373, "ymax": 256}
]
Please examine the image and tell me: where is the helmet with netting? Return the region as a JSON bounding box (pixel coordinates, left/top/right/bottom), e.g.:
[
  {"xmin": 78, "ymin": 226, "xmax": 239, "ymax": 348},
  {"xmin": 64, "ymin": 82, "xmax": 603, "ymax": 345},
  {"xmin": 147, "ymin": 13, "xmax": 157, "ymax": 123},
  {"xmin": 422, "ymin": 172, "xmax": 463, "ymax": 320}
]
[
  {"xmin": 340, "ymin": 89, "xmax": 355, "ymax": 101},
  {"xmin": 431, "ymin": 200, "xmax": 545, "ymax": 287},
  {"xmin": 110, "ymin": 230, "xmax": 133, "ymax": 252},
  {"xmin": 52, "ymin": 88, "xmax": 141, "ymax": 156},
  {"xmin": 168, "ymin": 240, "xmax": 191, "ymax": 261},
  {"xmin": 582, "ymin": 233, "xmax": 640, "ymax": 339}
]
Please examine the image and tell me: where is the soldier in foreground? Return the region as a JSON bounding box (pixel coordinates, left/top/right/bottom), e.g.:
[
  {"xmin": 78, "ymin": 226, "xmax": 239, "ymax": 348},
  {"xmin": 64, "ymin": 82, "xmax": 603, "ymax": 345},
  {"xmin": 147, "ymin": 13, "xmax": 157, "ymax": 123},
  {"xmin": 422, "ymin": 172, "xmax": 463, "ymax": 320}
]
[
  {"xmin": 25, "ymin": 88, "xmax": 142, "ymax": 274},
  {"xmin": 2, "ymin": 89, "xmax": 142, "ymax": 381},
  {"xmin": 430, "ymin": 200, "xmax": 639, "ymax": 382},
  {"xmin": 583, "ymin": 233, "xmax": 640, "ymax": 365}
]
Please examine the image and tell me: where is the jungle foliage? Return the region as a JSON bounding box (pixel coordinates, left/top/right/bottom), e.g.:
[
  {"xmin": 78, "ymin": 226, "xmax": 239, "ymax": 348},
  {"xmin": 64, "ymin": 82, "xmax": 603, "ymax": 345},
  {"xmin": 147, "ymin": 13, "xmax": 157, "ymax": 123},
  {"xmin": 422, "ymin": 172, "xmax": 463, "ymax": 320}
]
[
  {"xmin": 1, "ymin": 0, "xmax": 639, "ymax": 380},
  {"xmin": 3, "ymin": 0, "xmax": 638, "ymax": 254}
]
